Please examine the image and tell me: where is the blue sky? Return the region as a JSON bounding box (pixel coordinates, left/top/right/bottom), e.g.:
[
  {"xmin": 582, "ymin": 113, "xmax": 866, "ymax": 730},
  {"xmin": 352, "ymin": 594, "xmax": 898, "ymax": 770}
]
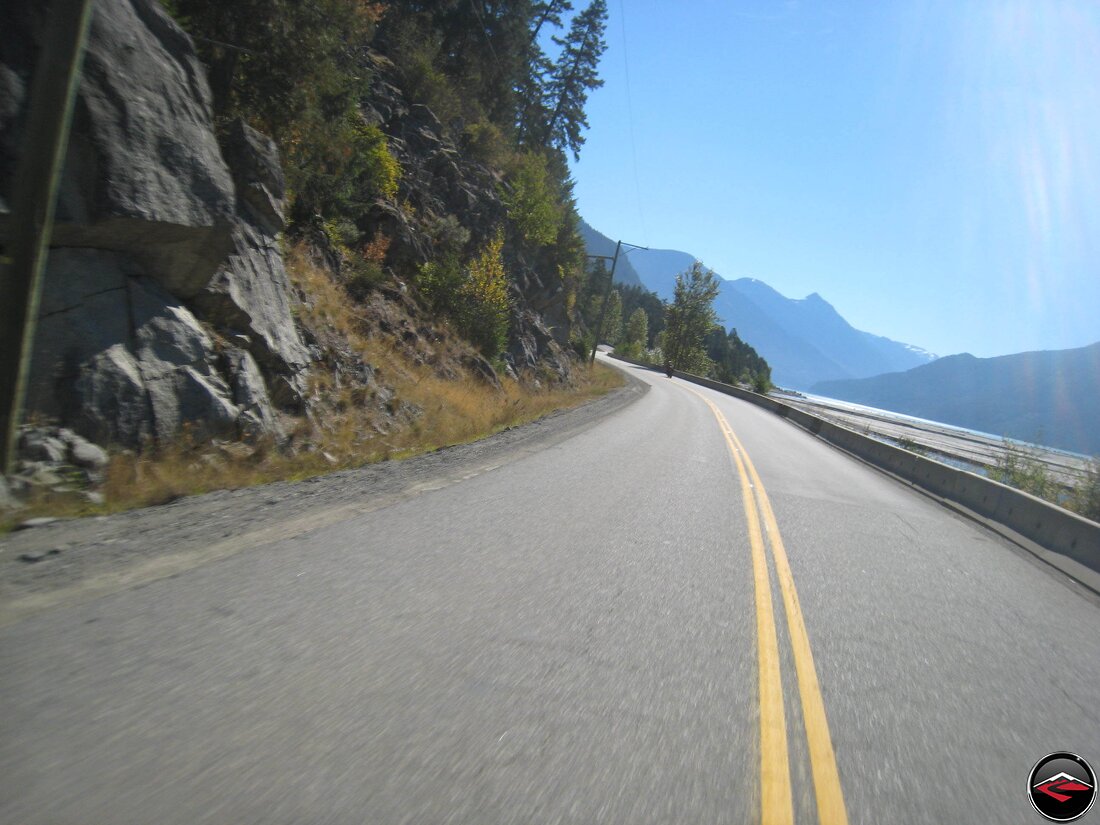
[{"xmin": 567, "ymin": 1, "xmax": 1100, "ymax": 358}]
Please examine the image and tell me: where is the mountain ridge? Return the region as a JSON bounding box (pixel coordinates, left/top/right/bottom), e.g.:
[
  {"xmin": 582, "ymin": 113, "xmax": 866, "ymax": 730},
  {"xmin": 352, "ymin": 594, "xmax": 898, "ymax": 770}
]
[
  {"xmin": 812, "ymin": 342, "xmax": 1100, "ymax": 455},
  {"xmin": 576, "ymin": 220, "xmax": 644, "ymax": 288},
  {"xmin": 581, "ymin": 225, "xmax": 936, "ymax": 389}
]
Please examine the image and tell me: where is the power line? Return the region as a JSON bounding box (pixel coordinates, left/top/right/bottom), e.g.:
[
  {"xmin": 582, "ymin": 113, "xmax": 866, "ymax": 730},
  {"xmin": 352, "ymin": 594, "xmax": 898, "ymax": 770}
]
[
  {"xmin": 468, "ymin": 0, "xmax": 499, "ymax": 63},
  {"xmin": 618, "ymin": 0, "xmax": 648, "ymax": 245}
]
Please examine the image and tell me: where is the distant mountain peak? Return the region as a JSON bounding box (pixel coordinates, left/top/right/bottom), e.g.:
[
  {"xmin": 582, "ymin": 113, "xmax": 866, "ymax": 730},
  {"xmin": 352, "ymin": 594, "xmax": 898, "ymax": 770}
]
[{"xmin": 580, "ymin": 220, "xmax": 936, "ymax": 389}]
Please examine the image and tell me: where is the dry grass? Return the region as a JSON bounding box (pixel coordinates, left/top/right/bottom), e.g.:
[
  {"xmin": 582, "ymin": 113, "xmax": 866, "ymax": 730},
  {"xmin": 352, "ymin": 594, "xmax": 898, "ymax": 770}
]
[{"xmin": 2, "ymin": 244, "xmax": 622, "ymax": 529}]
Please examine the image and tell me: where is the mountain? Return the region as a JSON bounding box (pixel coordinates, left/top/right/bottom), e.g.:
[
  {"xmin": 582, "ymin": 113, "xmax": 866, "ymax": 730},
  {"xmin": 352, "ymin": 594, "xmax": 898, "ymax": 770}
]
[
  {"xmin": 602, "ymin": 237, "xmax": 936, "ymax": 389},
  {"xmin": 812, "ymin": 342, "xmax": 1100, "ymax": 455},
  {"xmin": 720, "ymin": 278, "xmax": 936, "ymax": 389},
  {"xmin": 577, "ymin": 220, "xmax": 644, "ymax": 287}
]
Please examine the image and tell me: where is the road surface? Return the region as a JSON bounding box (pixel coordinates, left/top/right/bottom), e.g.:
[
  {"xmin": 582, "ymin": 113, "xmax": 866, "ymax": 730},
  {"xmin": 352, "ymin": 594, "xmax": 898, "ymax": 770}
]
[{"xmin": 2, "ymin": 357, "xmax": 1099, "ymax": 824}]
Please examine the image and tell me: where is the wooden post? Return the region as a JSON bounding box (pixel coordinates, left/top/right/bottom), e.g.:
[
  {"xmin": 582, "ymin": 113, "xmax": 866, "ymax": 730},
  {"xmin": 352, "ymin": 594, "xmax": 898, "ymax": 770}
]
[{"xmin": 0, "ymin": 0, "xmax": 95, "ymax": 474}]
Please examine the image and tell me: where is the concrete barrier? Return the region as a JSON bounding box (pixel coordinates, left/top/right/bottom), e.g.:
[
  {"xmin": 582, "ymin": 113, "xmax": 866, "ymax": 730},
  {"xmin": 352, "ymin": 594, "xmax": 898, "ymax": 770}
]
[{"xmin": 609, "ymin": 354, "xmax": 1100, "ymax": 581}]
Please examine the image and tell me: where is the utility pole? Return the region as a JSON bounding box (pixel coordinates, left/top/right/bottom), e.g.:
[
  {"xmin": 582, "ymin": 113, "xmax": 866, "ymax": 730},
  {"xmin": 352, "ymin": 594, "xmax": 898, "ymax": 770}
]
[
  {"xmin": 587, "ymin": 240, "xmax": 647, "ymax": 364},
  {"xmin": 0, "ymin": 0, "xmax": 94, "ymax": 475}
]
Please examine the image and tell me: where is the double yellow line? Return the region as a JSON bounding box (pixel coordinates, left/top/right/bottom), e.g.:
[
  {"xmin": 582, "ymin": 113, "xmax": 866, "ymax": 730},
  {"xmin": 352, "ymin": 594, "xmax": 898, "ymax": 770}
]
[{"xmin": 684, "ymin": 386, "xmax": 848, "ymax": 825}]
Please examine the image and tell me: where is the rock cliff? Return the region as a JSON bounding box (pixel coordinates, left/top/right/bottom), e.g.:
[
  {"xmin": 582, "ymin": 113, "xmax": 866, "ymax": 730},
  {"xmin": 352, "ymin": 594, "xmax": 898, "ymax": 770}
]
[
  {"xmin": 2, "ymin": 0, "xmax": 579, "ymax": 479},
  {"xmin": 359, "ymin": 56, "xmax": 574, "ymax": 381},
  {"xmin": 2, "ymin": 0, "xmax": 308, "ymax": 449}
]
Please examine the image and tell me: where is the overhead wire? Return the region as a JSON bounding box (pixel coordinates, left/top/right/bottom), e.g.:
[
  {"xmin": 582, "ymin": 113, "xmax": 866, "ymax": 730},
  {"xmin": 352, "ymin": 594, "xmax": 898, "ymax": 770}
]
[
  {"xmin": 618, "ymin": 0, "xmax": 649, "ymax": 245},
  {"xmin": 468, "ymin": 0, "xmax": 500, "ymax": 62}
]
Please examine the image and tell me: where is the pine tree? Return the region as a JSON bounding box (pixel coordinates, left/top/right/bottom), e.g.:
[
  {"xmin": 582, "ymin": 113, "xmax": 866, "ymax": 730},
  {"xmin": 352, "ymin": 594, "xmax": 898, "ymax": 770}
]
[
  {"xmin": 603, "ymin": 289, "xmax": 623, "ymax": 345},
  {"xmin": 619, "ymin": 284, "xmax": 665, "ymax": 347},
  {"xmin": 538, "ymin": 0, "xmax": 608, "ymax": 158},
  {"xmin": 664, "ymin": 262, "xmax": 720, "ymax": 374},
  {"xmin": 516, "ymin": 0, "xmax": 573, "ymax": 135},
  {"xmin": 619, "ymin": 307, "xmax": 648, "ymax": 357},
  {"xmin": 705, "ymin": 325, "xmax": 770, "ymax": 386},
  {"xmin": 529, "ymin": 0, "xmax": 574, "ymax": 44}
]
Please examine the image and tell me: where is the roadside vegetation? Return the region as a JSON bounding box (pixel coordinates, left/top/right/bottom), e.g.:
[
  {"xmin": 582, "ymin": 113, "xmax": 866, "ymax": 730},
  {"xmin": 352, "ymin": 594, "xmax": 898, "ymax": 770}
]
[
  {"xmin": 2, "ymin": 243, "xmax": 623, "ymax": 530},
  {"xmin": 894, "ymin": 437, "xmax": 927, "ymax": 456},
  {"xmin": 1, "ymin": 3, "xmax": 632, "ymax": 530},
  {"xmin": 580, "ymin": 260, "xmax": 773, "ymax": 391},
  {"xmin": 989, "ymin": 440, "xmax": 1100, "ymax": 521},
  {"xmin": 888, "ymin": 434, "xmax": 1100, "ymax": 522}
]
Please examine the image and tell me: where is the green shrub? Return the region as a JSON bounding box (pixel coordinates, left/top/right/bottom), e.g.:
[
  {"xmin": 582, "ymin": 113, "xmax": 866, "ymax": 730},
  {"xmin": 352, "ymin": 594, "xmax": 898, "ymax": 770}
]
[
  {"xmin": 390, "ymin": 30, "xmax": 465, "ymax": 126},
  {"xmin": 355, "ymin": 122, "xmax": 402, "ymax": 201},
  {"xmin": 457, "ymin": 231, "xmax": 511, "ymax": 357},
  {"xmin": 417, "ymin": 255, "xmax": 464, "ymax": 315},
  {"xmin": 463, "ymin": 120, "xmax": 510, "ymax": 168},
  {"xmin": 417, "ymin": 234, "xmax": 511, "ymax": 358},
  {"xmin": 428, "ymin": 214, "xmax": 471, "ymax": 257},
  {"xmin": 570, "ymin": 335, "xmax": 593, "ymax": 361},
  {"xmin": 992, "ymin": 440, "xmax": 1054, "ymax": 500},
  {"xmin": 1071, "ymin": 457, "xmax": 1100, "ymax": 521},
  {"xmin": 345, "ymin": 263, "xmax": 385, "ymax": 301},
  {"xmin": 503, "ymin": 152, "xmax": 561, "ymax": 247}
]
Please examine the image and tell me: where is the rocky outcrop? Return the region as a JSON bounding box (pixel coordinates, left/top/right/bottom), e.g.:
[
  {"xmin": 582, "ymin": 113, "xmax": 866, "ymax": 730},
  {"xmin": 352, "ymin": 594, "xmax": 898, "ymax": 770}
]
[
  {"xmin": 1, "ymin": 0, "xmax": 308, "ymax": 447},
  {"xmin": 2, "ymin": 0, "xmax": 584, "ymax": 475},
  {"xmin": 194, "ymin": 120, "xmax": 310, "ymax": 407},
  {"xmin": 361, "ymin": 56, "xmax": 575, "ymax": 382},
  {"xmin": 3, "ymin": 426, "xmax": 110, "ymax": 508},
  {"xmin": 4, "ymin": 0, "xmax": 238, "ymax": 296},
  {"xmin": 28, "ymin": 247, "xmax": 243, "ymax": 444}
]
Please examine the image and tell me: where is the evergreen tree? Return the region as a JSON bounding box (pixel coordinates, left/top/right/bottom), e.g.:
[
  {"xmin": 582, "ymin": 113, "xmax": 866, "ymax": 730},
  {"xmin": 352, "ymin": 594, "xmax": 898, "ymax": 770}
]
[
  {"xmin": 619, "ymin": 307, "xmax": 648, "ymax": 357},
  {"xmin": 602, "ymin": 289, "xmax": 623, "ymax": 345},
  {"xmin": 619, "ymin": 284, "xmax": 665, "ymax": 347},
  {"xmin": 517, "ymin": 1, "xmax": 573, "ymax": 139},
  {"xmin": 167, "ymin": 0, "xmax": 386, "ymax": 222},
  {"xmin": 705, "ymin": 326, "xmax": 770, "ymax": 385},
  {"xmin": 663, "ymin": 262, "xmax": 720, "ymax": 374},
  {"xmin": 529, "ymin": 0, "xmax": 574, "ymax": 43},
  {"xmin": 535, "ymin": 0, "xmax": 608, "ymax": 158},
  {"xmin": 578, "ymin": 257, "xmax": 611, "ymax": 327}
]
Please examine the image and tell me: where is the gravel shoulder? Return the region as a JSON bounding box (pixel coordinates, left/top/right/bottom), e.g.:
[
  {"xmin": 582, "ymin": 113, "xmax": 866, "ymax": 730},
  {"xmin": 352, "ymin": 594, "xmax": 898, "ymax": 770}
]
[{"xmin": 0, "ymin": 372, "xmax": 647, "ymax": 625}]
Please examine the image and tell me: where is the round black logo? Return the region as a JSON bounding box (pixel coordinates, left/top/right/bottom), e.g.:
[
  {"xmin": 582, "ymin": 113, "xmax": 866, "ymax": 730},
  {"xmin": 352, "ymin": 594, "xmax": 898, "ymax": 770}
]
[{"xmin": 1028, "ymin": 752, "xmax": 1096, "ymax": 822}]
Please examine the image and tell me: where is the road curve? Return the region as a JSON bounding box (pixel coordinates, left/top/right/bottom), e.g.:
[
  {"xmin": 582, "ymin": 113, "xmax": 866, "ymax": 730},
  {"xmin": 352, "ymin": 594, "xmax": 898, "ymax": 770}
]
[{"xmin": 2, "ymin": 357, "xmax": 1099, "ymax": 824}]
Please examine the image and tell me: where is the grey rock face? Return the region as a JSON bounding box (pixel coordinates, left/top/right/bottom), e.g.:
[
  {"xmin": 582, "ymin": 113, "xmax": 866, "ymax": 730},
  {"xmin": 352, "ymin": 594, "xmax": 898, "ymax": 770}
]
[
  {"xmin": 3, "ymin": 0, "xmax": 310, "ymax": 447},
  {"xmin": 461, "ymin": 354, "xmax": 502, "ymax": 391},
  {"xmin": 1, "ymin": 0, "xmax": 237, "ymax": 296},
  {"xmin": 68, "ymin": 438, "xmax": 109, "ymax": 471},
  {"xmin": 27, "ymin": 247, "xmax": 242, "ymax": 445},
  {"xmin": 200, "ymin": 117, "xmax": 308, "ymax": 390},
  {"xmin": 220, "ymin": 119, "xmax": 286, "ymax": 234},
  {"xmin": 18, "ymin": 431, "xmax": 67, "ymax": 464},
  {"xmin": 224, "ymin": 347, "xmax": 281, "ymax": 439},
  {"xmin": 71, "ymin": 278, "xmax": 240, "ymax": 444},
  {"xmin": 0, "ymin": 477, "xmax": 16, "ymax": 511},
  {"xmin": 7, "ymin": 426, "xmax": 116, "ymax": 506},
  {"xmin": 194, "ymin": 220, "xmax": 309, "ymax": 396}
]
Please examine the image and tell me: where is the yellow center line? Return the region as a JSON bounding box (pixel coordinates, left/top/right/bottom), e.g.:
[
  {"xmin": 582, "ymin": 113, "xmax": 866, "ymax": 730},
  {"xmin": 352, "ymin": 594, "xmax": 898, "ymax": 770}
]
[
  {"xmin": 685, "ymin": 388, "xmax": 793, "ymax": 824},
  {"xmin": 730, "ymin": 427, "xmax": 849, "ymax": 825},
  {"xmin": 682, "ymin": 384, "xmax": 848, "ymax": 825}
]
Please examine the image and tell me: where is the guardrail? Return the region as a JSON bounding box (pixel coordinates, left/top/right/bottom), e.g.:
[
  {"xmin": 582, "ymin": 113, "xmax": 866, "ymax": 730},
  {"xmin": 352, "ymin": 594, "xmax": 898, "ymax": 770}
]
[{"xmin": 610, "ymin": 354, "xmax": 1100, "ymax": 585}]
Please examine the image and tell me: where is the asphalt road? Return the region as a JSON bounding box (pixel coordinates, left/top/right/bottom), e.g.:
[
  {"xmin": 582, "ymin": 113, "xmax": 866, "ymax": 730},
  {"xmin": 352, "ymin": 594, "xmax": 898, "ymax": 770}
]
[{"xmin": 2, "ymin": 357, "xmax": 1099, "ymax": 824}]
